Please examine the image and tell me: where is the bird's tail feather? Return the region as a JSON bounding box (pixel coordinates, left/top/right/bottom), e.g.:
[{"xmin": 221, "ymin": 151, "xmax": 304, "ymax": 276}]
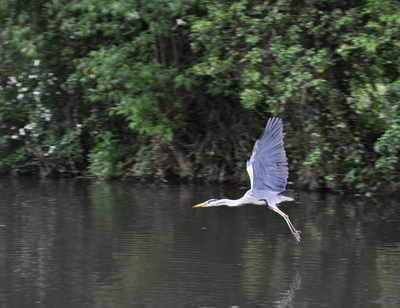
[{"xmin": 278, "ymin": 190, "xmax": 298, "ymax": 202}]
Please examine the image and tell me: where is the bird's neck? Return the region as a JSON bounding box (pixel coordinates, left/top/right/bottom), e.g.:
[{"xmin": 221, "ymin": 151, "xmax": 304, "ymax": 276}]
[
  {"xmin": 217, "ymin": 191, "xmax": 252, "ymax": 207},
  {"xmin": 217, "ymin": 199, "xmax": 242, "ymax": 207}
]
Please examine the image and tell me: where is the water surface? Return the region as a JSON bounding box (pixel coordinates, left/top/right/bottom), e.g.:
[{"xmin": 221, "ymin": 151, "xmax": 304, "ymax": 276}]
[{"xmin": 0, "ymin": 177, "xmax": 399, "ymax": 307}]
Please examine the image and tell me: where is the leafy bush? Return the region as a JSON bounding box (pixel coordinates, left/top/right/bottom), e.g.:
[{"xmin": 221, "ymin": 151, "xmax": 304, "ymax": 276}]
[
  {"xmin": 0, "ymin": 0, "xmax": 400, "ymax": 192},
  {"xmin": 190, "ymin": 0, "xmax": 398, "ymax": 190}
]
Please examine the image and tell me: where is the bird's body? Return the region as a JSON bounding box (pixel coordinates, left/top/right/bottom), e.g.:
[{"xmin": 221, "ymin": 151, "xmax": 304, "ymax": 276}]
[{"xmin": 193, "ymin": 117, "xmax": 301, "ymax": 243}]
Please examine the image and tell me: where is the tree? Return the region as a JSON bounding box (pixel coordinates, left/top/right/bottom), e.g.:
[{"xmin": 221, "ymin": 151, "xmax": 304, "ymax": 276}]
[
  {"xmin": 0, "ymin": 0, "xmax": 399, "ymax": 191},
  {"xmin": 191, "ymin": 0, "xmax": 397, "ymax": 190}
]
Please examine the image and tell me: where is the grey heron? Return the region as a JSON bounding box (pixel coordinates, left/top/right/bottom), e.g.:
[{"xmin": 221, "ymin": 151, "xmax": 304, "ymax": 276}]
[{"xmin": 193, "ymin": 117, "xmax": 301, "ymax": 243}]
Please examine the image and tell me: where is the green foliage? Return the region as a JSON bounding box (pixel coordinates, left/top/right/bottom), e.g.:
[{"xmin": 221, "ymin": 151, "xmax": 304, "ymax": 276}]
[
  {"xmin": 89, "ymin": 131, "xmax": 134, "ymax": 179},
  {"xmin": 0, "ymin": 0, "xmax": 136, "ymax": 176},
  {"xmin": 374, "ymin": 82, "xmax": 400, "ymax": 179},
  {"xmin": 190, "ymin": 0, "xmax": 399, "ymax": 190},
  {"xmin": 58, "ymin": 0, "xmax": 199, "ymax": 142},
  {"xmin": 52, "ymin": 0, "xmax": 258, "ymax": 181},
  {"xmin": 0, "ymin": 0, "xmax": 400, "ymax": 191}
]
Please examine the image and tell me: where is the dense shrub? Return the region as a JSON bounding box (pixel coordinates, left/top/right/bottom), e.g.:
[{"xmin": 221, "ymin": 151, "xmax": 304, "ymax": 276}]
[{"xmin": 0, "ymin": 0, "xmax": 399, "ymax": 192}]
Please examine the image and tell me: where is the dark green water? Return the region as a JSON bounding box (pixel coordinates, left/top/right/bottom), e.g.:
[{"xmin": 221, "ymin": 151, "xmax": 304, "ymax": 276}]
[{"xmin": 0, "ymin": 177, "xmax": 399, "ymax": 308}]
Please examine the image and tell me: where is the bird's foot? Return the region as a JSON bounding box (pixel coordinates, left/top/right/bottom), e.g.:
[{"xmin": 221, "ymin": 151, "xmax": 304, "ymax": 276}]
[{"xmin": 293, "ymin": 230, "xmax": 301, "ymax": 244}]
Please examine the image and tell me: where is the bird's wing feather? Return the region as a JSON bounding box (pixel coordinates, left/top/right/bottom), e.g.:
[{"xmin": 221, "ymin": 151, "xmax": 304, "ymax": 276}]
[
  {"xmin": 247, "ymin": 117, "xmax": 289, "ymax": 198},
  {"xmin": 246, "ymin": 160, "xmax": 254, "ymax": 189}
]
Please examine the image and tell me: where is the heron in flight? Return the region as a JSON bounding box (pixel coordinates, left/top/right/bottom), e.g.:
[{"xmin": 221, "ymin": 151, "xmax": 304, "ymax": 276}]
[{"xmin": 193, "ymin": 117, "xmax": 301, "ymax": 243}]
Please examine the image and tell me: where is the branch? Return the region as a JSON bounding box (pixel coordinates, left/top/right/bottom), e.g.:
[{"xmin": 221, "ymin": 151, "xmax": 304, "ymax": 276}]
[
  {"xmin": 171, "ymin": 32, "xmax": 179, "ymax": 68},
  {"xmin": 158, "ymin": 36, "xmax": 167, "ymax": 68},
  {"xmin": 25, "ymin": 140, "xmax": 51, "ymax": 174},
  {"xmin": 154, "ymin": 39, "xmax": 159, "ymax": 64}
]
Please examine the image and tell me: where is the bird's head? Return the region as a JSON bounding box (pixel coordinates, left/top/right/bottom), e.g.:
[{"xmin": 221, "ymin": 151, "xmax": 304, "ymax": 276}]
[{"xmin": 193, "ymin": 199, "xmax": 220, "ymax": 208}]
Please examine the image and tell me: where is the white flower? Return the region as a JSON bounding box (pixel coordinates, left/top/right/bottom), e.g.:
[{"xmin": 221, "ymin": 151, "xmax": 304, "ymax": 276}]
[
  {"xmin": 34, "ymin": 60, "xmax": 40, "ymax": 66},
  {"xmin": 48, "ymin": 145, "xmax": 56, "ymax": 154},
  {"xmin": 16, "ymin": 83, "xmax": 22, "ymax": 87},
  {"xmin": 128, "ymin": 11, "xmax": 140, "ymax": 19},
  {"xmin": 17, "ymin": 94, "xmax": 24, "ymax": 99},
  {"xmin": 176, "ymin": 19, "xmax": 187, "ymax": 25},
  {"xmin": 56, "ymin": 92, "xmax": 61, "ymax": 95},
  {"xmin": 33, "ymin": 91, "xmax": 40, "ymax": 95},
  {"xmin": 9, "ymin": 77, "xmax": 17, "ymax": 84},
  {"xmin": 45, "ymin": 116, "xmax": 51, "ymax": 121},
  {"xmin": 10, "ymin": 126, "xmax": 16, "ymax": 130},
  {"xmin": 69, "ymin": 35, "xmax": 75, "ymax": 39},
  {"xmin": 21, "ymin": 87, "xmax": 28, "ymax": 92},
  {"xmin": 48, "ymin": 73, "xmax": 54, "ymax": 76},
  {"xmin": 11, "ymin": 135, "xmax": 18, "ymax": 139},
  {"xmin": 76, "ymin": 124, "xmax": 82, "ymax": 128},
  {"xmin": 24, "ymin": 123, "xmax": 36, "ymax": 130},
  {"xmin": 53, "ymin": 77, "xmax": 58, "ymax": 80},
  {"xmin": 33, "ymin": 134, "xmax": 39, "ymax": 137},
  {"xmin": 19, "ymin": 128, "xmax": 26, "ymax": 136},
  {"xmin": 28, "ymin": 75, "xmax": 38, "ymax": 79}
]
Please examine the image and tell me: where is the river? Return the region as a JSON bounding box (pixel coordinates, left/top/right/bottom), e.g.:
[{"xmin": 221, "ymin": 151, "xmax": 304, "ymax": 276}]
[{"xmin": 0, "ymin": 177, "xmax": 399, "ymax": 307}]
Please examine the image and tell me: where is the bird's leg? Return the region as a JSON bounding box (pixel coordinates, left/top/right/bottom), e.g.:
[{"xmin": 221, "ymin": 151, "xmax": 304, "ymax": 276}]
[{"xmin": 269, "ymin": 205, "xmax": 301, "ymax": 244}]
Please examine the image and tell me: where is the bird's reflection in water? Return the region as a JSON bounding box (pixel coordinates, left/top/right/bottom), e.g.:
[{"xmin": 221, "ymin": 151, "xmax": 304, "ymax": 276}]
[{"xmin": 274, "ymin": 270, "xmax": 302, "ymax": 307}]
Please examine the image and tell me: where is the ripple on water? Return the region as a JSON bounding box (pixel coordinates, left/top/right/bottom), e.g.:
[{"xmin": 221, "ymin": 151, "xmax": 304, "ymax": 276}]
[{"xmin": 1, "ymin": 179, "xmax": 400, "ymax": 308}]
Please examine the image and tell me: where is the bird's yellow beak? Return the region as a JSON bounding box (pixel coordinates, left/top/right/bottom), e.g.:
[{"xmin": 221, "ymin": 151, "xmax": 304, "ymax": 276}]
[{"xmin": 193, "ymin": 202, "xmax": 207, "ymax": 208}]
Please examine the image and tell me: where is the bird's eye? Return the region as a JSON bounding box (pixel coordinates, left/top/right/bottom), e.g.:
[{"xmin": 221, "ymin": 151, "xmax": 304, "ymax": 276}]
[{"xmin": 208, "ymin": 199, "xmax": 218, "ymax": 203}]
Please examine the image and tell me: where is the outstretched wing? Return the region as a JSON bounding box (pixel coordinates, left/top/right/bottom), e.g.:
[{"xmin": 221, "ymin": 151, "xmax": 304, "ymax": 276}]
[{"xmin": 247, "ymin": 117, "xmax": 289, "ymax": 198}]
